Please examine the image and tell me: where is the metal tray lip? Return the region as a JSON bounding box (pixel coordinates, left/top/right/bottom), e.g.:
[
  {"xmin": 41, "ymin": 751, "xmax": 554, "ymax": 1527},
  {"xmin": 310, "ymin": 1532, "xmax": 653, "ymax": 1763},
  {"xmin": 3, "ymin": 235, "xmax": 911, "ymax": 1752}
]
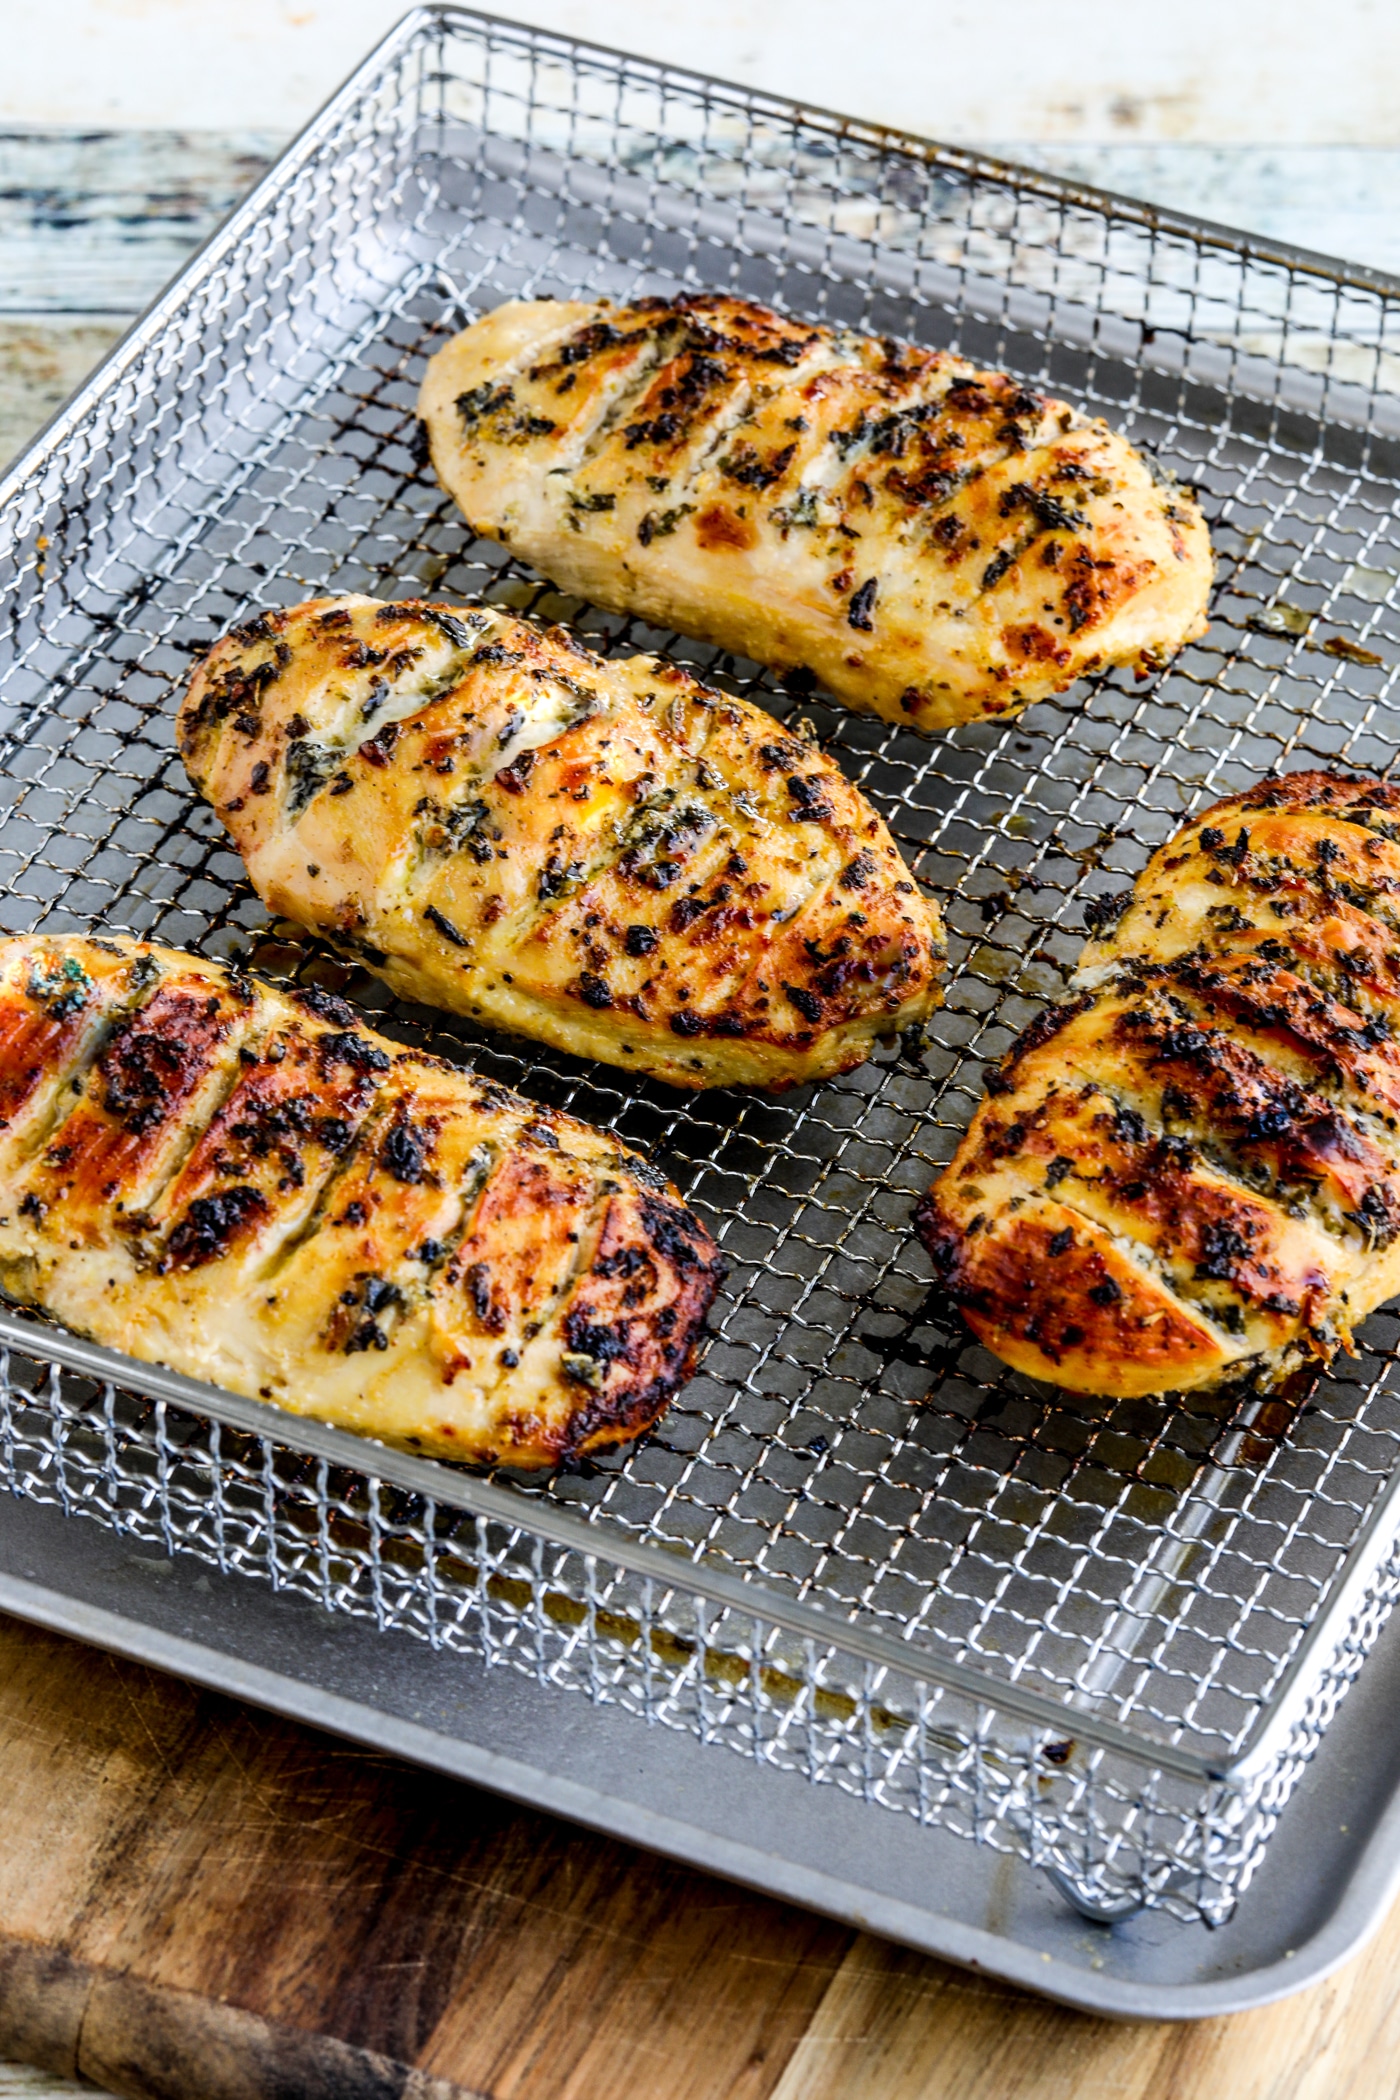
[
  {"xmin": 1, "ymin": 1, "xmax": 1399, "ymax": 1974},
  {"xmin": 0, "ymin": 1554, "xmax": 1397, "ymax": 2024},
  {"xmin": 425, "ymin": 0, "xmax": 1400, "ymax": 301}
]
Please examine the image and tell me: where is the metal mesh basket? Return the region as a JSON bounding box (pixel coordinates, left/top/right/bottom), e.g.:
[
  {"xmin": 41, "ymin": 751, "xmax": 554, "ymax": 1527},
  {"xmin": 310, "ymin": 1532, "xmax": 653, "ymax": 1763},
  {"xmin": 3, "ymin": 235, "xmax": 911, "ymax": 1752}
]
[{"xmin": 4, "ymin": 3, "xmax": 1400, "ymax": 1930}]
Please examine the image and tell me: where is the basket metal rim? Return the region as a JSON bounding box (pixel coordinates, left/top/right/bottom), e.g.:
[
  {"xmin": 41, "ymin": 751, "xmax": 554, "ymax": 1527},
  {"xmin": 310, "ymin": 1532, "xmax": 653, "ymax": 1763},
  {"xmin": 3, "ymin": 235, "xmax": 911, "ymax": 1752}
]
[{"xmin": 427, "ymin": 0, "xmax": 1400, "ymax": 300}]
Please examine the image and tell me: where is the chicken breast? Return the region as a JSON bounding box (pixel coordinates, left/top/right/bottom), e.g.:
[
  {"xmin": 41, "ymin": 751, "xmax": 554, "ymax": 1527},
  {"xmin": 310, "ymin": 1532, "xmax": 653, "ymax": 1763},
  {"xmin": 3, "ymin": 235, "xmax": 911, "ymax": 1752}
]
[
  {"xmin": 917, "ymin": 771, "xmax": 1400, "ymax": 1400},
  {"xmin": 0, "ymin": 934, "xmax": 721, "ymax": 1468},
  {"xmin": 178, "ymin": 595, "xmax": 943, "ymax": 1092},
  {"xmin": 418, "ymin": 293, "xmax": 1212, "ymax": 733}
]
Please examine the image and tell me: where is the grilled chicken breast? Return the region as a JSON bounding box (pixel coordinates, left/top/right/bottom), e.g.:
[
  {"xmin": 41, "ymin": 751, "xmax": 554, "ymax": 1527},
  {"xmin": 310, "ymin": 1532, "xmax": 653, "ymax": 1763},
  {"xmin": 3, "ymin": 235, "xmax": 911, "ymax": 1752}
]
[
  {"xmin": 917, "ymin": 772, "xmax": 1400, "ymax": 1400},
  {"xmin": 179, "ymin": 595, "xmax": 943, "ymax": 1091},
  {"xmin": 0, "ymin": 934, "xmax": 720, "ymax": 1467},
  {"xmin": 418, "ymin": 293, "xmax": 1212, "ymax": 732}
]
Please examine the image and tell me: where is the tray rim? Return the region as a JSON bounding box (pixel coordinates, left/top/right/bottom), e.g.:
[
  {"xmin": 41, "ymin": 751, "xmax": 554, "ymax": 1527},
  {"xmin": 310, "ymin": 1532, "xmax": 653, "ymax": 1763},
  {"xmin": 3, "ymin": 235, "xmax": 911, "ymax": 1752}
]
[
  {"xmin": 2, "ymin": 0, "xmax": 1400, "ymax": 1998},
  {"xmin": 0, "ymin": 1526, "xmax": 1398, "ymax": 2025}
]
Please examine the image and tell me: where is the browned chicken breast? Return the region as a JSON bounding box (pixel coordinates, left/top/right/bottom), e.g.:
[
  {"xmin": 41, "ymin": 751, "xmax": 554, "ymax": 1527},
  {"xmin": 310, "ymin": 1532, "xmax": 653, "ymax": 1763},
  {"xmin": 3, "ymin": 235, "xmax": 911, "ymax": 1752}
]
[
  {"xmin": 0, "ymin": 934, "xmax": 720, "ymax": 1467},
  {"xmin": 178, "ymin": 595, "xmax": 943, "ymax": 1092},
  {"xmin": 917, "ymin": 772, "xmax": 1400, "ymax": 1400},
  {"xmin": 418, "ymin": 293, "xmax": 1212, "ymax": 732}
]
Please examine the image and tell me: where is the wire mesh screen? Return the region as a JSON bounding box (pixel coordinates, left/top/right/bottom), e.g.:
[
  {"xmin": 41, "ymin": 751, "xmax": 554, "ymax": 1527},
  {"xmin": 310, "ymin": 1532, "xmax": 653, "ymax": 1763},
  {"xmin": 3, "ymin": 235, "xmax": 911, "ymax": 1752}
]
[{"xmin": 3, "ymin": 4, "xmax": 1400, "ymax": 1925}]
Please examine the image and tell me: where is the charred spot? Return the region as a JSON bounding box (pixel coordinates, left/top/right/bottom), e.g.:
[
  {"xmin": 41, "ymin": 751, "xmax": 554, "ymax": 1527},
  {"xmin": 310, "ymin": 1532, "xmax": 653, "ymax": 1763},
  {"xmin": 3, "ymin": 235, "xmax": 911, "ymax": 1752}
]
[
  {"xmin": 847, "ymin": 577, "xmax": 878, "ymax": 631},
  {"xmin": 999, "ymin": 481, "xmax": 1088, "ymax": 533},
  {"xmin": 625, "ymin": 411, "xmax": 683, "ymax": 449},
  {"xmin": 784, "ymin": 983, "xmax": 823, "ymax": 1024},
  {"xmin": 840, "ymin": 850, "xmax": 878, "ymax": 891},
  {"xmin": 101, "ymin": 1010, "xmax": 220, "ymax": 1135},
  {"xmin": 1113, "ymin": 1104, "xmax": 1148, "ymax": 1145},
  {"xmin": 294, "ymin": 986, "xmax": 358, "ymax": 1027},
  {"xmin": 638, "ymin": 1194, "xmax": 709, "ymax": 1272},
  {"xmin": 758, "ymin": 739, "xmax": 804, "ymax": 770},
  {"xmin": 720, "ymin": 440, "xmax": 796, "ymax": 489},
  {"xmin": 319, "ymin": 1031, "xmax": 392, "ymax": 1074},
  {"xmin": 520, "ymin": 1119, "xmax": 560, "ymax": 1149},
  {"xmin": 315, "ymin": 1115, "xmax": 354, "ymax": 1155},
  {"xmin": 594, "ymin": 1243, "xmax": 648, "ymax": 1280},
  {"xmin": 1044, "ymin": 1156, "xmax": 1074, "ymax": 1186},
  {"xmin": 495, "ymin": 749, "xmax": 535, "ymax": 794},
  {"xmin": 669, "ymin": 1010, "xmax": 703, "ymax": 1037},
  {"xmin": 357, "ymin": 721, "xmax": 399, "ymax": 768},
  {"xmin": 625, "ymin": 924, "xmax": 659, "ymax": 958},
  {"xmin": 554, "ymin": 319, "xmax": 628, "ymax": 366},
  {"xmin": 1193, "ymin": 1220, "xmax": 1253, "ymax": 1282},
  {"xmin": 424, "ymin": 903, "xmax": 470, "ymax": 948},
  {"xmin": 786, "ymin": 773, "xmax": 834, "ymax": 823},
  {"xmin": 463, "ymin": 1259, "xmax": 503, "ymax": 1331},
  {"xmin": 671, "ymin": 897, "xmax": 705, "ymax": 932},
  {"xmin": 1084, "ymin": 889, "xmax": 1132, "ymax": 935},
  {"xmin": 418, "ymin": 608, "xmax": 475, "ymax": 648},
  {"xmin": 561, "ymin": 1310, "xmax": 631, "ymax": 1372},
  {"xmin": 578, "ymin": 972, "xmax": 614, "ymax": 1010},
  {"xmin": 166, "ymin": 1186, "xmax": 269, "ymax": 1269},
  {"xmin": 539, "ymin": 855, "xmax": 582, "ymax": 901},
  {"xmin": 381, "ymin": 1120, "xmax": 429, "ymax": 1184},
  {"xmin": 981, "ymin": 550, "xmax": 1014, "ymax": 591},
  {"xmin": 998, "ymin": 993, "xmax": 1095, "ymax": 1081}
]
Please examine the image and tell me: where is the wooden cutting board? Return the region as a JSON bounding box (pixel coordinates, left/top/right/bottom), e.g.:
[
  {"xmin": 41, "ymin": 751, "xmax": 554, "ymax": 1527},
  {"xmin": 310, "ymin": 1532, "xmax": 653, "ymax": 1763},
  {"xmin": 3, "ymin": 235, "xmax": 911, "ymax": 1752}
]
[{"xmin": 0, "ymin": 1612, "xmax": 1397, "ymax": 2100}]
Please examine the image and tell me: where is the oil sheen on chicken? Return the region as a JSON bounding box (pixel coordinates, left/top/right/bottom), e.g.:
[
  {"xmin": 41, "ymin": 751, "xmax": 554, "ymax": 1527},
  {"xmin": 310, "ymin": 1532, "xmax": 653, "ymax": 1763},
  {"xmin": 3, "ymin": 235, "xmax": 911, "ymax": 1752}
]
[
  {"xmin": 179, "ymin": 595, "xmax": 944, "ymax": 1091},
  {"xmin": 419, "ymin": 293, "xmax": 1212, "ymax": 732},
  {"xmin": 0, "ymin": 935, "xmax": 721, "ymax": 1466},
  {"xmin": 918, "ymin": 772, "xmax": 1400, "ymax": 1399}
]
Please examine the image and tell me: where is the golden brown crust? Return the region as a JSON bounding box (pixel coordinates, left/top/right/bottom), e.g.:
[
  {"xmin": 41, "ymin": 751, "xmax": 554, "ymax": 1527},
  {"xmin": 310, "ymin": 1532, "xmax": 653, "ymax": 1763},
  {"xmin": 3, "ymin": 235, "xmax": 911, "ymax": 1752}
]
[
  {"xmin": 0, "ymin": 935, "xmax": 721, "ymax": 1468},
  {"xmin": 919, "ymin": 768, "xmax": 1400, "ymax": 1399},
  {"xmin": 418, "ymin": 294, "xmax": 1213, "ymax": 732},
  {"xmin": 178, "ymin": 594, "xmax": 943, "ymax": 1091}
]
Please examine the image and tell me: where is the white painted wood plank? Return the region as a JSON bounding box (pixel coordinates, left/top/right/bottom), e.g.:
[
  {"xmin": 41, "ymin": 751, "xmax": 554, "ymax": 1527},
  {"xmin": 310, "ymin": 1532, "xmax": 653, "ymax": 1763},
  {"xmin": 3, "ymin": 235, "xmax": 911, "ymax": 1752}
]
[
  {"xmin": 1, "ymin": 0, "xmax": 1398, "ymax": 145},
  {"xmin": 1, "ymin": 135, "xmax": 1398, "ymax": 334},
  {"xmin": 0, "ymin": 132, "xmax": 281, "ymax": 314}
]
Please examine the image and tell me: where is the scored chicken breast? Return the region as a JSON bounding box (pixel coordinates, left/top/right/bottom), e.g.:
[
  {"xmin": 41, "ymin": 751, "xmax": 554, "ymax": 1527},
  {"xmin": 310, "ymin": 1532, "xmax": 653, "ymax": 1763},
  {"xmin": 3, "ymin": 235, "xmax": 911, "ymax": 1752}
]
[
  {"xmin": 917, "ymin": 771, "xmax": 1400, "ymax": 1400},
  {"xmin": 0, "ymin": 934, "xmax": 720, "ymax": 1467},
  {"xmin": 178, "ymin": 595, "xmax": 943, "ymax": 1092},
  {"xmin": 418, "ymin": 293, "xmax": 1212, "ymax": 733}
]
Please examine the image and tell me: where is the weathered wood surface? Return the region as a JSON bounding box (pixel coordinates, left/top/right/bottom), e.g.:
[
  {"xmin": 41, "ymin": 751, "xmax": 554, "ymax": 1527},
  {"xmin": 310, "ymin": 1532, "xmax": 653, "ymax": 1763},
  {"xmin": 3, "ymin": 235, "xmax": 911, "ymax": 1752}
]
[
  {"xmin": 0, "ymin": 1610, "xmax": 1393, "ymax": 2100},
  {"xmin": 0, "ymin": 133, "xmax": 282, "ymax": 314}
]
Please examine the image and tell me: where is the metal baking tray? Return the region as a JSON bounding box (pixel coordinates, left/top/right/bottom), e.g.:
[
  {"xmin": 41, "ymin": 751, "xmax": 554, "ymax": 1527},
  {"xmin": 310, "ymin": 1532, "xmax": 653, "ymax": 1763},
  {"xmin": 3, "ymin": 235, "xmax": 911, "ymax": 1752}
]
[{"xmin": 4, "ymin": 2, "xmax": 1400, "ymax": 2017}]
